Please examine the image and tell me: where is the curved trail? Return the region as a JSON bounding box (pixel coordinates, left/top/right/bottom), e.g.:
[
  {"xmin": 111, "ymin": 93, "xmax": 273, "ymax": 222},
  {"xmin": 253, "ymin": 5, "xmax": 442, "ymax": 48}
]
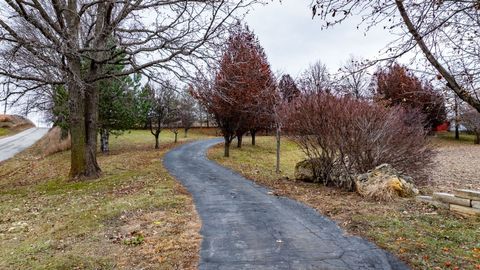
[
  {"xmin": 0, "ymin": 128, "xmax": 48, "ymax": 162},
  {"xmin": 164, "ymin": 139, "xmax": 409, "ymax": 270}
]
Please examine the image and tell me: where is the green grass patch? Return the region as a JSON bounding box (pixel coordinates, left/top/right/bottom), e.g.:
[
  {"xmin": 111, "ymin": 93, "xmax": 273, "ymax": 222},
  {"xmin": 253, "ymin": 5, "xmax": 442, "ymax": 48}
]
[
  {"xmin": 209, "ymin": 136, "xmax": 305, "ymax": 181},
  {"xmin": 0, "ymin": 127, "xmax": 9, "ymax": 137},
  {"xmin": 434, "ymin": 131, "xmax": 477, "ymax": 145},
  {"xmin": 354, "ymin": 212, "xmax": 480, "ymax": 269}
]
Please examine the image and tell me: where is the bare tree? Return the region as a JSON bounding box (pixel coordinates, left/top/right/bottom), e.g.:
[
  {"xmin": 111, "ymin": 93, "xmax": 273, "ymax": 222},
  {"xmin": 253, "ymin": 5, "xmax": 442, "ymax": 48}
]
[
  {"xmin": 312, "ymin": 0, "xmax": 480, "ymax": 113},
  {"xmin": 298, "ymin": 60, "xmax": 331, "ymax": 94},
  {"xmin": 178, "ymin": 90, "xmax": 197, "ymax": 138},
  {"xmin": 0, "ymin": 1, "xmax": 256, "ymax": 179},
  {"xmin": 281, "ymin": 93, "xmax": 432, "ymax": 190},
  {"xmin": 148, "ymin": 82, "xmax": 179, "ymax": 149},
  {"xmin": 461, "ymin": 109, "xmax": 480, "ymax": 144},
  {"xmin": 336, "ymin": 56, "xmax": 371, "ymax": 99}
]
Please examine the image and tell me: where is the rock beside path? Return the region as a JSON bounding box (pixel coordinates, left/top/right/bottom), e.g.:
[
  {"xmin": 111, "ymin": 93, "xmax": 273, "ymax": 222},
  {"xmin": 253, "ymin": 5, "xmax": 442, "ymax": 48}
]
[
  {"xmin": 294, "ymin": 159, "xmax": 317, "ymax": 182},
  {"xmin": 355, "ymin": 164, "xmax": 419, "ymax": 201}
]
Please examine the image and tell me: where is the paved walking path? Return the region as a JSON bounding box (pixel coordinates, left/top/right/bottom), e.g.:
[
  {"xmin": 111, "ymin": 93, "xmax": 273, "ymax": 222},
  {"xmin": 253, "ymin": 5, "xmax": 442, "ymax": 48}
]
[
  {"xmin": 0, "ymin": 128, "xmax": 48, "ymax": 162},
  {"xmin": 164, "ymin": 139, "xmax": 409, "ymax": 270}
]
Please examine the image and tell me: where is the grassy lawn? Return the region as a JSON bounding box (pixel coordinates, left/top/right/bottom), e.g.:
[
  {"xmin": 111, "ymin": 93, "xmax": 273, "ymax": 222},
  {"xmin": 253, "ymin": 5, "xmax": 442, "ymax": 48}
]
[
  {"xmin": 433, "ymin": 131, "xmax": 477, "ymax": 145},
  {"xmin": 209, "ymin": 136, "xmax": 480, "ymax": 270},
  {"xmin": 0, "ymin": 127, "xmax": 10, "ymax": 137},
  {"xmin": 0, "ymin": 128, "xmax": 214, "ymax": 269}
]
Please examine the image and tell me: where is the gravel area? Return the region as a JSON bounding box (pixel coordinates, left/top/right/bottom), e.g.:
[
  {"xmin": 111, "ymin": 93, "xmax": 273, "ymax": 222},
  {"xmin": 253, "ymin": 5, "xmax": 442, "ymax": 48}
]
[{"xmin": 430, "ymin": 144, "xmax": 480, "ymax": 192}]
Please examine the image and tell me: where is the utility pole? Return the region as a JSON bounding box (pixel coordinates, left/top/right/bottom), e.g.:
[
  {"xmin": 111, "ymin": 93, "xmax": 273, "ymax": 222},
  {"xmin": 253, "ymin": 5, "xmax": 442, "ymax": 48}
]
[{"xmin": 454, "ymin": 96, "xmax": 460, "ymax": 140}]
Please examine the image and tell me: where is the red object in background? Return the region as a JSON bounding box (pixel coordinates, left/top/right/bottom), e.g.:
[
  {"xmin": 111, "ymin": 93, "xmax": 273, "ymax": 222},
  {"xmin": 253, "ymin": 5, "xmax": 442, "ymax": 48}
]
[{"xmin": 434, "ymin": 122, "xmax": 449, "ymax": 132}]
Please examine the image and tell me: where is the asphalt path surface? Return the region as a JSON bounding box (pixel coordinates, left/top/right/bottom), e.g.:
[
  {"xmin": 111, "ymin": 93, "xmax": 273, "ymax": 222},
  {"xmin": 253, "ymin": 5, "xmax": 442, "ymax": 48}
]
[
  {"xmin": 164, "ymin": 139, "xmax": 410, "ymax": 270},
  {"xmin": 0, "ymin": 128, "xmax": 48, "ymax": 162}
]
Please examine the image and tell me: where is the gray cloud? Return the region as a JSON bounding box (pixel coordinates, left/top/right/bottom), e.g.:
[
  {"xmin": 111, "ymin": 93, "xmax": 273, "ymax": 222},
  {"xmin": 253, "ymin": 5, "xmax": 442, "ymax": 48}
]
[{"xmin": 245, "ymin": 0, "xmax": 395, "ymax": 77}]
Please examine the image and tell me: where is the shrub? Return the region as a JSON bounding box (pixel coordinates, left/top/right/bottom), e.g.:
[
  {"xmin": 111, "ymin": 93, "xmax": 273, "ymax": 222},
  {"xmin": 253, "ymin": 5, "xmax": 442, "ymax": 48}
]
[{"xmin": 281, "ymin": 93, "xmax": 433, "ymax": 190}]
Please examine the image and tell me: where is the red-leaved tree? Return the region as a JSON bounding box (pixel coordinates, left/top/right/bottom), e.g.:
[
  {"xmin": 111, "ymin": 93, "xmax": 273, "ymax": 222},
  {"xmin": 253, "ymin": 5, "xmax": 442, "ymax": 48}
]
[
  {"xmin": 194, "ymin": 24, "xmax": 276, "ymax": 156},
  {"xmin": 375, "ymin": 64, "xmax": 446, "ymax": 129}
]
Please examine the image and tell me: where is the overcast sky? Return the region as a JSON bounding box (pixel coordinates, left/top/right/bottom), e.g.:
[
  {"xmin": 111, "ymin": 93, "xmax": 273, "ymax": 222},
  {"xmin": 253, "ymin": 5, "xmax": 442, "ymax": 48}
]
[{"xmin": 245, "ymin": 0, "xmax": 394, "ymax": 77}]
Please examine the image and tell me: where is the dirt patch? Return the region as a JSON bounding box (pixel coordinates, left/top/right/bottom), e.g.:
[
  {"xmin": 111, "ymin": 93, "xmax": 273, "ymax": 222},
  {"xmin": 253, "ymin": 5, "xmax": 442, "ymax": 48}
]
[{"xmin": 430, "ymin": 143, "xmax": 480, "ymax": 192}]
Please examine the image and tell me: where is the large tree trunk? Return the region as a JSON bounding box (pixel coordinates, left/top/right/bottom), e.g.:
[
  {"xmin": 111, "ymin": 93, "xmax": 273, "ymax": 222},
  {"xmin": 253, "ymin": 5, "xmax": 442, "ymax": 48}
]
[
  {"xmin": 84, "ymin": 81, "xmax": 101, "ymax": 177},
  {"xmin": 184, "ymin": 128, "xmax": 189, "ymax": 138},
  {"xmin": 69, "ymin": 79, "xmax": 88, "ymax": 179},
  {"xmin": 100, "ymin": 128, "xmax": 109, "ymax": 153},
  {"xmin": 64, "ymin": 1, "xmax": 100, "ymax": 180},
  {"xmin": 475, "ymin": 133, "xmax": 480, "ymax": 145},
  {"xmin": 174, "ymin": 132, "xmax": 178, "ymax": 143},
  {"xmin": 250, "ymin": 129, "xmax": 256, "ymax": 146}
]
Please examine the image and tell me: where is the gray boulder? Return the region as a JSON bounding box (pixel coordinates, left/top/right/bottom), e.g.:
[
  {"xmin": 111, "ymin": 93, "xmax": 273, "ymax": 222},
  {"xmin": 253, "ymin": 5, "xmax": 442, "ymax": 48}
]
[{"xmin": 294, "ymin": 159, "xmax": 316, "ymax": 182}]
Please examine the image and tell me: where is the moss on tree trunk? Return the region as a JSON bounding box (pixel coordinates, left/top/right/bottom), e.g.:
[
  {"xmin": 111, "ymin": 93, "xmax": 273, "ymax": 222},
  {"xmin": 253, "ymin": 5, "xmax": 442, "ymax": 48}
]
[{"xmin": 68, "ymin": 78, "xmax": 101, "ymax": 180}]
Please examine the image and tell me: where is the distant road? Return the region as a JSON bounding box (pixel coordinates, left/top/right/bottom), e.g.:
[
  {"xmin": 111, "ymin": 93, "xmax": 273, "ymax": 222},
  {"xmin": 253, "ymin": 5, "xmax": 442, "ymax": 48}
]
[{"xmin": 0, "ymin": 128, "xmax": 49, "ymax": 162}]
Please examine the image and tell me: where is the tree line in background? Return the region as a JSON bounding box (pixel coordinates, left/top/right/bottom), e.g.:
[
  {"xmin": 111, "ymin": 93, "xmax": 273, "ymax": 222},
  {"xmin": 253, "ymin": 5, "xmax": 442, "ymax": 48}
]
[
  {"xmin": 1, "ymin": 1, "xmax": 479, "ymax": 183},
  {"xmin": 48, "ymin": 72, "xmax": 203, "ymax": 153},
  {"xmin": 0, "ymin": 1, "xmax": 256, "ymax": 179},
  {"xmin": 190, "ymin": 21, "xmax": 480, "ymax": 190}
]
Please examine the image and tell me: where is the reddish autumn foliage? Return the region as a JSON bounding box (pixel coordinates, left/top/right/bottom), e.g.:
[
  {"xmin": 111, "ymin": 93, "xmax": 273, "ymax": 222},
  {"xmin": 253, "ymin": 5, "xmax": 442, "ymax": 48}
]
[
  {"xmin": 193, "ymin": 24, "xmax": 276, "ymax": 156},
  {"xmin": 281, "ymin": 93, "xmax": 433, "ymax": 190},
  {"xmin": 374, "ymin": 64, "xmax": 446, "ymax": 129}
]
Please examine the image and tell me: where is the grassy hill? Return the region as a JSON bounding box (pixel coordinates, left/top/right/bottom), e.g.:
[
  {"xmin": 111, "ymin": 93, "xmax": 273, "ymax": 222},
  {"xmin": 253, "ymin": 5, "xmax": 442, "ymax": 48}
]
[{"xmin": 0, "ymin": 114, "xmax": 35, "ymax": 137}]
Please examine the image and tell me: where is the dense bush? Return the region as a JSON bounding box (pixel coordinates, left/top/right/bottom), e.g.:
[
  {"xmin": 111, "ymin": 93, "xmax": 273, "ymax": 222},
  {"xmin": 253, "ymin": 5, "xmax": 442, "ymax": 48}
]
[{"xmin": 282, "ymin": 93, "xmax": 433, "ymax": 190}]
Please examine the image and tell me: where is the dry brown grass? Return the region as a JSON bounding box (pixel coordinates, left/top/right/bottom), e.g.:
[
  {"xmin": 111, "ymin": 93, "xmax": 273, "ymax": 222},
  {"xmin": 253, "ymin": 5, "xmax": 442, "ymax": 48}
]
[
  {"xmin": 356, "ymin": 179, "xmax": 399, "ymax": 201},
  {"xmin": 0, "ymin": 130, "xmax": 204, "ymax": 269},
  {"xmin": 34, "ymin": 127, "xmax": 71, "ymax": 157}
]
